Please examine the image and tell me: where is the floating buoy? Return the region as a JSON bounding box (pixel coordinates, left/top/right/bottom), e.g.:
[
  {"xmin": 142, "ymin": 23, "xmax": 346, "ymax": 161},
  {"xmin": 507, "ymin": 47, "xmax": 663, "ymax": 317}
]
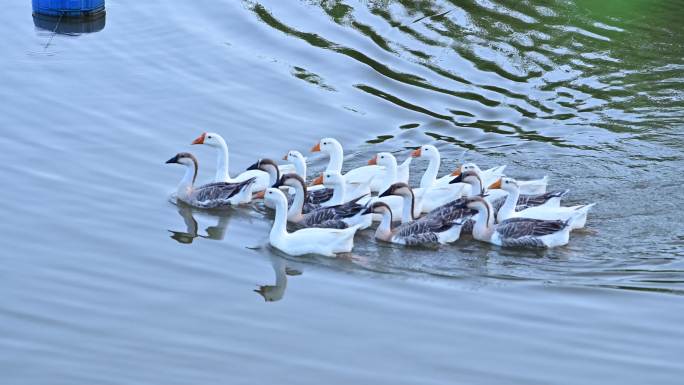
[{"xmin": 32, "ymin": 0, "xmax": 106, "ymax": 19}]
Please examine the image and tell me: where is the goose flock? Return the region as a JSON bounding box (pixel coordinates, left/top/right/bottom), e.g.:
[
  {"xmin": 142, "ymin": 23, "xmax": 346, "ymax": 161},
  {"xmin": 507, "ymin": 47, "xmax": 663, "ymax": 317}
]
[{"xmin": 166, "ymin": 133, "xmax": 595, "ymax": 257}]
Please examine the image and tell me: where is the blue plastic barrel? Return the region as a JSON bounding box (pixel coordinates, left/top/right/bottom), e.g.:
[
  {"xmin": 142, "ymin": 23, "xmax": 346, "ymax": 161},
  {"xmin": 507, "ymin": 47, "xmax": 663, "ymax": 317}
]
[{"xmin": 32, "ymin": 0, "xmax": 105, "ymax": 19}]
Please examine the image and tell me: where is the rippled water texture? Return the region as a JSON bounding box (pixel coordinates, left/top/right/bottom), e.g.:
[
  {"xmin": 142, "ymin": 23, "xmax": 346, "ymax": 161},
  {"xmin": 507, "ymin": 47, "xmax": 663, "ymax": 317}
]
[{"xmin": 1, "ymin": 0, "xmax": 683, "ymax": 384}]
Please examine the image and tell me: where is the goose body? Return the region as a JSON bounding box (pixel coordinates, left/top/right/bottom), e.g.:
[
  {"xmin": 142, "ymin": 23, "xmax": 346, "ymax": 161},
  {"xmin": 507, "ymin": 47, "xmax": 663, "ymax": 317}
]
[
  {"xmin": 249, "ymin": 159, "xmax": 332, "ymax": 211},
  {"xmin": 283, "ymin": 150, "xmax": 308, "ymax": 180},
  {"xmin": 366, "ymin": 202, "xmax": 467, "ymax": 246},
  {"xmin": 444, "ymin": 162, "xmax": 507, "ymax": 189},
  {"xmin": 166, "ymin": 152, "xmax": 256, "ymax": 208},
  {"xmin": 410, "ymin": 145, "xmax": 470, "ymax": 213},
  {"xmin": 516, "ymin": 176, "xmax": 549, "ymax": 195},
  {"xmin": 380, "ymin": 183, "xmax": 474, "ymax": 242},
  {"xmin": 311, "ymin": 171, "xmax": 372, "ymax": 207},
  {"xmin": 311, "ymin": 137, "xmax": 385, "ymax": 192},
  {"xmin": 264, "ymin": 188, "xmax": 361, "ymax": 257},
  {"xmin": 491, "ymin": 177, "xmax": 595, "ymax": 229},
  {"xmin": 278, "ymin": 174, "xmax": 372, "ymax": 230},
  {"xmin": 466, "ymin": 196, "xmax": 576, "ymax": 248},
  {"xmin": 191, "ymin": 132, "xmax": 293, "ymax": 191},
  {"xmin": 452, "ymin": 169, "xmax": 563, "ymax": 212},
  {"xmin": 368, "ymin": 153, "xmax": 422, "ymax": 223}
]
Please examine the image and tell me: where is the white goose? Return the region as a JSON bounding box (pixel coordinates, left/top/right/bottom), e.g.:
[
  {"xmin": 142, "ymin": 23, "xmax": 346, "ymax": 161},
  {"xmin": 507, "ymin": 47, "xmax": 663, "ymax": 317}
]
[
  {"xmin": 283, "ymin": 150, "xmax": 308, "ymax": 180},
  {"xmin": 165, "ymin": 152, "xmax": 256, "ymax": 208},
  {"xmin": 191, "ymin": 132, "xmax": 294, "ymax": 191},
  {"xmin": 264, "ymin": 188, "xmax": 361, "ymax": 257},
  {"xmin": 310, "ymin": 171, "xmax": 372, "ymax": 207},
  {"xmin": 412, "ymin": 145, "xmax": 461, "ymax": 187},
  {"xmin": 311, "ymin": 138, "xmax": 409, "ymax": 192},
  {"xmin": 249, "ymin": 159, "xmax": 333, "ymax": 210},
  {"xmin": 452, "ymin": 171, "xmax": 565, "ymax": 213},
  {"xmin": 490, "ymin": 177, "xmax": 595, "ymax": 230},
  {"xmin": 380, "ymin": 182, "xmax": 476, "ymax": 227},
  {"xmin": 368, "ymin": 153, "xmax": 422, "ymax": 223},
  {"xmin": 466, "ymin": 196, "xmax": 579, "ymax": 248},
  {"xmin": 364, "ymin": 202, "xmax": 467, "ymax": 246},
  {"xmin": 410, "ymin": 145, "xmax": 468, "ymax": 212},
  {"xmin": 276, "ymin": 174, "xmax": 372, "ymax": 230},
  {"xmin": 445, "ymin": 162, "xmax": 507, "ymax": 189}
]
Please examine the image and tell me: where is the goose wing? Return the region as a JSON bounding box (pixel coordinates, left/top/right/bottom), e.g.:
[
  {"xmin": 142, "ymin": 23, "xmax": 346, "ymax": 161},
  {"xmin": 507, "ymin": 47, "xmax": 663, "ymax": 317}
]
[
  {"xmin": 286, "ymin": 194, "xmax": 322, "ymax": 214},
  {"xmin": 307, "ymin": 187, "xmax": 334, "ymax": 204},
  {"xmin": 401, "ymin": 231, "xmax": 440, "ymax": 246},
  {"xmin": 301, "ymin": 196, "xmax": 366, "ymax": 227},
  {"xmin": 193, "ymin": 178, "xmax": 256, "ymax": 205},
  {"xmin": 425, "ymin": 198, "xmax": 475, "ymax": 223},
  {"xmin": 396, "ymin": 216, "xmax": 454, "ymax": 239},
  {"xmin": 516, "ymin": 190, "xmax": 569, "ymax": 210},
  {"xmin": 497, "ymin": 217, "xmax": 568, "ymax": 238}
]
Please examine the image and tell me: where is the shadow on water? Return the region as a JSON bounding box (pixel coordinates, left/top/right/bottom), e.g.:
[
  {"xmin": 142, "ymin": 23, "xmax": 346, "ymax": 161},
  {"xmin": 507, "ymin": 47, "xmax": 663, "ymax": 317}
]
[
  {"xmin": 254, "ymin": 255, "xmax": 302, "ymax": 302},
  {"xmin": 168, "ymin": 202, "xmax": 231, "ymax": 244},
  {"xmin": 33, "ymin": 14, "xmax": 106, "ymax": 35}
]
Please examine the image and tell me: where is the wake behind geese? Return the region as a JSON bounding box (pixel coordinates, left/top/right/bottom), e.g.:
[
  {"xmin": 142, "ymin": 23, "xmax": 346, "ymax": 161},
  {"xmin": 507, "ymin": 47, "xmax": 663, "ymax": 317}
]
[
  {"xmin": 264, "ymin": 188, "xmax": 362, "ymax": 257},
  {"xmin": 166, "ymin": 152, "xmax": 257, "ymax": 208}
]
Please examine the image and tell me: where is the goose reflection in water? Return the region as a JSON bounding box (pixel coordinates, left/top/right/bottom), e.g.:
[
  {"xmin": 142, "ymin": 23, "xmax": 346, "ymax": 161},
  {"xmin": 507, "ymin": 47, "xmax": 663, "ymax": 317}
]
[
  {"xmin": 254, "ymin": 256, "xmax": 302, "ymax": 302},
  {"xmin": 168, "ymin": 202, "xmax": 230, "ymax": 244}
]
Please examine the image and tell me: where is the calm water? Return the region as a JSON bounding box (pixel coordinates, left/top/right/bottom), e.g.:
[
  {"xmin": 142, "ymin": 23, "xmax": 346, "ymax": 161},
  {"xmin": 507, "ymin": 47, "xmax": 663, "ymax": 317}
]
[{"xmin": 1, "ymin": 0, "xmax": 684, "ymax": 383}]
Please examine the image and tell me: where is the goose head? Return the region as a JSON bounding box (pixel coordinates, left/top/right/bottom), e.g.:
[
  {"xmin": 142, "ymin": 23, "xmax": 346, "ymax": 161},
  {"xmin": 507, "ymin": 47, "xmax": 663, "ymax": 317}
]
[
  {"xmin": 246, "ymin": 158, "xmax": 280, "ymax": 187},
  {"xmin": 278, "ymin": 173, "xmax": 307, "ymax": 192},
  {"xmin": 489, "ymin": 177, "xmax": 518, "ymax": 193},
  {"xmin": 450, "ymin": 162, "xmax": 482, "ymax": 178},
  {"xmin": 311, "ymin": 171, "xmax": 344, "ymax": 187},
  {"xmin": 191, "ymin": 132, "xmax": 225, "ymax": 148},
  {"xmin": 166, "ymin": 152, "xmax": 197, "ymax": 167},
  {"xmin": 311, "ymin": 137, "xmax": 341, "ymax": 154},
  {"xmin": 263, "ymin": 187, "xmax": 287, "ymax": 206},
  {"xmin": 450, "ymin": 170, "xmax": 485, "ymax": 195},
  {"xmin": 166, "ymin": 152, "xmax": 198, "ymax": 183},
  {"xmin": 465, "ymin": 195, "xmax": 488, "ymax": 211},
  {"xmin": 379, "ymin": 182, "xmax": 412, "ymax": 198},
  {"xmin": 411, "ymin": 144, "xmax": 438, "ymax": 160},
  {"xmin": 283, "ymin": 150, "xmax": 305, "ymax": 163},
  {"xmin": 362, "ymin": 201, "xmax": 393, "ymax": 216},
  {"xmin": 368, "ymin": 152, "xmax": 396, "ymax": 167}
]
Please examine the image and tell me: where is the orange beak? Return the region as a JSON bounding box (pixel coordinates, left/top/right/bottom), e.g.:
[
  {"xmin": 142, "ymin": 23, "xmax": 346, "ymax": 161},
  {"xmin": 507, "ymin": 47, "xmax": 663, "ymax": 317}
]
[
  {"xmin": 311, "ymin": 142, "xmax": 321, "ymax": 152},
  {"xmin": 282, "ymin": 153, "xmax": 289, "ymax": 161},
  {"xmin": 488, "ymin": 178, "xmax": 502, "ymax": 189},
  {"xmin": 368, "ymin": 156, "xmax": 377, "ymax": 165},
  {"xmin": 450, "ymin": 167, "xmax": 462, "ymax": 177},
  {"xmin": 191, "ymin": 132, "xmax": 206, "ymax": 145},
  {"xmin": 411, "ymin": 148, "xmax": 421, "ymax": 158},
  {"xmin": 311, "ymin": 174, "xmax": 324, "ymax": 186},
  {"xmin": 253, "ymin": 191, "xmax": 265, "ymax": 199}
]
